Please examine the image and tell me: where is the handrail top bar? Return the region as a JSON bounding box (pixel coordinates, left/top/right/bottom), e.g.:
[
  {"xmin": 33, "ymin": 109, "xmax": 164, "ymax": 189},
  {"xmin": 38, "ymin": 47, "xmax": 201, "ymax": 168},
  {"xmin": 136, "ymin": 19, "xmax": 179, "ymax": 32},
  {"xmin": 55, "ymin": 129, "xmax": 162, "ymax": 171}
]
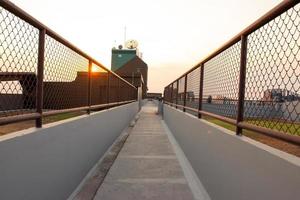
[
  {"xmin": 0, "ymin": 0, "xmax": 136, "ymax": 90},
  {"xmin": 166, "ymin": 0, "xmax": 298, "ymax": 87}
]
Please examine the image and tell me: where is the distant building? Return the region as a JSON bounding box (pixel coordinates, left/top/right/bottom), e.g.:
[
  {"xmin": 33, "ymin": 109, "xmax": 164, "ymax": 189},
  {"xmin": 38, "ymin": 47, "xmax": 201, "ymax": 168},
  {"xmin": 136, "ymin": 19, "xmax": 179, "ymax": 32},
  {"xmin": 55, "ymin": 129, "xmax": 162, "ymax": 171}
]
[
  {"xmin": 111, "ymin": 48, "xmax": 148, "ymax": 98},
  {"xmin": 0, "ymin": 71, "xmax": 130, "ymax": 112},
  {"xmin": 262, "ymin": 89, "xmax": 299, "ymax": 102},
  {"xmin": 147, "ymin": 93, "xmax": 162, "ymax": 99}
]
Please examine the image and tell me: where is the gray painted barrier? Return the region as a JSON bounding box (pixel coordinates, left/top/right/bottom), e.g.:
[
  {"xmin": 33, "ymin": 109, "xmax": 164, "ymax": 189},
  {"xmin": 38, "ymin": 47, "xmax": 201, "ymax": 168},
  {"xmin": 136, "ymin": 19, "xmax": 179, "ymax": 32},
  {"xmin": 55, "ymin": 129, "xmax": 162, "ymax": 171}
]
[
  {"xmin": 163, "ymin": 104, "xmax": 300, "ymax": 200},
  {"xmin": 0, "ymin": 102, "xmax": 139, "ymax": 200}
]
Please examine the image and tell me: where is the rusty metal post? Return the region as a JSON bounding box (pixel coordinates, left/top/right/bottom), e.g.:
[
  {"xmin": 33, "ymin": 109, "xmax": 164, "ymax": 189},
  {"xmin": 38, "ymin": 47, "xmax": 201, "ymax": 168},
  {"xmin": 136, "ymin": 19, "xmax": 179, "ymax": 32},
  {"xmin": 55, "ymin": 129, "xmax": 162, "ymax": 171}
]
[
  {"xmin": 183, "ymin": 75, "xmax": 187, "ymax": 112},
  {"xmin": 107, "ymin": 71, "xmax": 110, "ymax": 106},
  {"xmin": 118, "ymin": 79, "xmax": 120, "ymax": 103},
  {"xmin": 166, "ymin": 87, "xmax": 169, "ymax": 102},
  {"xmin": 170, "ymin": 83, "xmax": 173, "ymax": 107},
  {"xmin": 135, "ymin": 87, "xmax": 138, "ymax": 101},
  {"xmin": 198, "ymin": 64, "xmax": 204, "ymax": 118},
  {"xmin": 87, "ymin": 60, "xmax": 92, "ymax": 114},
  {"xmin": 236, "ymin": 35, "xmax": 248, "ymax": 135},
  {"xmin": 175, "ymin": 80, "xmax": 179, "ymax": 109},
  {"xmin": 35, "ymin": 29, "xmax": 45, "ymax": 128}
]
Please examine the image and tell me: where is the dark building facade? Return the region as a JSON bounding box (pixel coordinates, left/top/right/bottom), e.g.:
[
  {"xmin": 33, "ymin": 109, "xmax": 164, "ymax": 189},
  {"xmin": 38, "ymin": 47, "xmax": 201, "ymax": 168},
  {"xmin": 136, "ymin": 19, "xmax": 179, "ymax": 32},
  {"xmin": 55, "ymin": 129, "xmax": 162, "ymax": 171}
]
[
  {"xmin": 111, "ymin": 49, "xmax": 148, "ymax": 98},
  {"xmin": 0, "ymin": 71, "xmax": 136, "ymax": 113}
]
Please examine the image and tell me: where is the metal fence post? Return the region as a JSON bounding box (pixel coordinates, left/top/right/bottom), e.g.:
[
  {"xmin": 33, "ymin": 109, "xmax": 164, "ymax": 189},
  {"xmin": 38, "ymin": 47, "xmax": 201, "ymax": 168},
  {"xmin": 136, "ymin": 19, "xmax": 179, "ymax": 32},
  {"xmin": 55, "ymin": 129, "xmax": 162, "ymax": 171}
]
[
  {"xmin": 36, "ymin": 29, "xmax": 46, "ymax": 128},
  {"xmin": 236, "ymin": 35, "xmax": 248, "ymax": 135},
  {"xmin": 118, "ymin": 79, "xmax": 120, "ymax": 103},
  {"xmin": 176, "ymin": 80, "xmax": 179, "ymax": 109},
  {"xmin": 87, "ymin": 60, "xmax": 92, "ymax": 114},
  {"xmin": 163, "ymin": 87, "xmax": 166, "ymax": 102},
  {"xmin": 107, "ymin": 71, "xmax": 110, "ymax": 107},
  {"xmin": 170, "ymin": 83, "xmax": 173, "ymax": 106},
  {"xmin": 198, "ymin": 64, "xmax": 204, "ymax": 118},
  {"xmin": 183, "ymin": 75, "xmax": 187, "ymax": 112}
]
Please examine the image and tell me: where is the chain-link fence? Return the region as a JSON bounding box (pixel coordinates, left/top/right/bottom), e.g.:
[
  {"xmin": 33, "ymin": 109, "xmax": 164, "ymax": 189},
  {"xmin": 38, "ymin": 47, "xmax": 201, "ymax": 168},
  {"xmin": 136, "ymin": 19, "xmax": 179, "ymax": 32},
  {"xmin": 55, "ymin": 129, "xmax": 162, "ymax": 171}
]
[
  {"xmin": 186, "ymin": 66, "xmax": 200, "ymax": 115},
  {"xmin": 164, "ymin": 1, "xmax": 300, "ymax": 145},
  {"xmin": 0, "ymin": 1, "xmax": 137, "ymax": 127},
  {"xmin": 0, "ymin": 6, "xmax": 39, "ymax": 117}
]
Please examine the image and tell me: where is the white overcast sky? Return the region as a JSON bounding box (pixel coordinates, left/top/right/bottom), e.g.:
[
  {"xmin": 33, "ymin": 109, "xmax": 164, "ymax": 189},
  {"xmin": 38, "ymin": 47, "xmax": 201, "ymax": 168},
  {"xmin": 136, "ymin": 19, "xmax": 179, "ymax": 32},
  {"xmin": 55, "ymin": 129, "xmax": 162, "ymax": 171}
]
[{"xmin": 11, "ymin": 0, "xmax": 281, "ymax": 92}]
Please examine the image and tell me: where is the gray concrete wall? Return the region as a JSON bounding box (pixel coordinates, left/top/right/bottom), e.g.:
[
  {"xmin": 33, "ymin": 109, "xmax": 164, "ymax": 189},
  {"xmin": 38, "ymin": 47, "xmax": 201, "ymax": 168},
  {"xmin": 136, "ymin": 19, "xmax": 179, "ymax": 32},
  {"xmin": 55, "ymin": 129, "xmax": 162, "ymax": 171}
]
[
  {"xmin": 0, "ymin": 102, "xmax": 139, "ymax": 200},
  {"xmin": 163, "ymin": 104, "xmax": 300, "ymax": 200}
]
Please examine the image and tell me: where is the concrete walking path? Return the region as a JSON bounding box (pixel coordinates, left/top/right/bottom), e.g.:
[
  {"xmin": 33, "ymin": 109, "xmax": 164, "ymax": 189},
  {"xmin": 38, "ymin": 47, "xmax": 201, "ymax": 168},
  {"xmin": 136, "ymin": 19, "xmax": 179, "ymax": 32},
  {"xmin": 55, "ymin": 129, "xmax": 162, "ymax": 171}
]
[{"xmin": 93, "ymin": 101, "xmax": 196, "ymax": 200}]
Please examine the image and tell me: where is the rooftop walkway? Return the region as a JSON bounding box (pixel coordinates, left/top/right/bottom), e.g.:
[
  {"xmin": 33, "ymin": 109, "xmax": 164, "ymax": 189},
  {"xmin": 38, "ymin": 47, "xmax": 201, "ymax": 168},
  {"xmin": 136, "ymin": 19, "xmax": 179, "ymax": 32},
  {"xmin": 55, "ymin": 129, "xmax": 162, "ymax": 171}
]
[{"xmin": 93, "ymin": 101, "xmax": 197, "ymax": 200}]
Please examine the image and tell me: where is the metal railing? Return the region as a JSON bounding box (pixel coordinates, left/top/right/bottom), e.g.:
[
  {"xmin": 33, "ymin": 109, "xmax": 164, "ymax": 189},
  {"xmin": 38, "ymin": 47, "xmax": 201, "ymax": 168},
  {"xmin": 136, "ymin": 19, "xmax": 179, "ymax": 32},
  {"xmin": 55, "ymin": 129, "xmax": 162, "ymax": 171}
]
[
  {"xmin": 0, "ymin": 0, "xmax": 137, "ymax": 127},
  {"xmin": 164, "ymin": 1, "xmax": 300, "ymax": 145}
]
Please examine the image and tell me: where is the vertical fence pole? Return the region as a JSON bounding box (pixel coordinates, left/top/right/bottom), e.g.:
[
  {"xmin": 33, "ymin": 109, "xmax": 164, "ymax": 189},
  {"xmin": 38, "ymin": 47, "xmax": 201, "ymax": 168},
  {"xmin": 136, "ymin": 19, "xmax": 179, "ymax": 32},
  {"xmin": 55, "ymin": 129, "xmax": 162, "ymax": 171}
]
[
  {"xmin": 137, "ymin": 87, "xmax": 139, "ymax": 101},
  {"xmin": 198, "ymin": 64, "xmax": 204, "ymax": 118},
  {"xmin": 87, "ymin": 60, "xmax": 92, "ymax": 114},
  {"xmin": 107, "ymin": 71, "xmax": 110, "ymax": 108},
  {"xmin": 165, "ymin": 87, "xmax": 167, "ymax": 102},
  {"xmin": 236, "ymin": 35, "xmax": 248, "ymax": 135},
  {"xmin": 183, "ymin": 75, "xmax": 187, "ymax": 112},
  {"xmin": 176, "ymin": 80, "xmax": 179, "ymax": 109},
  {"xmin": 135, "ymin": 87, "xmax": 138, "ymax": 101},
  {"xmin": 169, "ymin": 86, "xmax": 171, "ymax": 103},
  {"xmin": 165, "ymin": 87, "xmax": 168, "ymax": 103},
  {"xmin": 118, "ymin": 79, "xmax": 120, "ymax": 103},
  {"xmin": 36, "ymin": 29, "xmax": 45, "ymax": 128},
  {"xmin": 170, "ymin": 83, "xmax": 173, "ymax": 106}
]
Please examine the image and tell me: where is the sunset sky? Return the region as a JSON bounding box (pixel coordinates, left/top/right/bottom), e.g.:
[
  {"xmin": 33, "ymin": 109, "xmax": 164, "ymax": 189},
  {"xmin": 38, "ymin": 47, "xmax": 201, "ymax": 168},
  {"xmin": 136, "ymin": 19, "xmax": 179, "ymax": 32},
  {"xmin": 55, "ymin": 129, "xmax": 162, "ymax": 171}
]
[{"xmin": 12, "ymin": 0, "xmax": 281, "ymax": 93}]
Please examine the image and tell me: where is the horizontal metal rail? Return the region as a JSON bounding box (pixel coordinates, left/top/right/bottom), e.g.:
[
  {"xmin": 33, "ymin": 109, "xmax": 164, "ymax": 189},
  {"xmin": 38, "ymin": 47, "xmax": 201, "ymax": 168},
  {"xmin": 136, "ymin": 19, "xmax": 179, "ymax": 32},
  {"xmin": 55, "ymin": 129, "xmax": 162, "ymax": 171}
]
[
  {"xmin": 0, "ymin": 113, "xmax": 41, "ymax": 126},
  {"xmin": 0, "ymin": 100, "xmax": 136, "ymax": 126}
]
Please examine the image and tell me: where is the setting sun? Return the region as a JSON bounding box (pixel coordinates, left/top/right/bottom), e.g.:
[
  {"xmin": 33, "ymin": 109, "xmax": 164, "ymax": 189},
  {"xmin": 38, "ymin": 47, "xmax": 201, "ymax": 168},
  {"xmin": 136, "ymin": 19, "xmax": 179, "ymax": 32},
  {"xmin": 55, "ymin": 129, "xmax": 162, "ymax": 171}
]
[{"xmin": 91, "ymin": 64, "xmax": 107, "ymax": 73}]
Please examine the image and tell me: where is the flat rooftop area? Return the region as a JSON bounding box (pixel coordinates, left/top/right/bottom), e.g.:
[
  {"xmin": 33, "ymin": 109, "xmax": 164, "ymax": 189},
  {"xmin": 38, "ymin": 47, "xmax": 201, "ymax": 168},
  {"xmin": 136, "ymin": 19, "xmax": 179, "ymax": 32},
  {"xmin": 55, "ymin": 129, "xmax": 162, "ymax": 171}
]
[{"xmin": 93, "ymin": 102, "xmax": 196, "ymax": 200}]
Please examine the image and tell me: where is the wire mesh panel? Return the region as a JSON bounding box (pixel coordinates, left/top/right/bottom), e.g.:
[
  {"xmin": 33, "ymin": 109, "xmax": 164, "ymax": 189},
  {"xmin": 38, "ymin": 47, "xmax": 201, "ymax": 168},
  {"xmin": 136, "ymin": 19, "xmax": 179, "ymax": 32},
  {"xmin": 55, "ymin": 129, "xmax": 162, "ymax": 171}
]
[
  {"xmin": 168, "ymin": 85, "xmax": 172, "ymax": 102},
  {"xmin": 0, "ymin": 2, "xmax": 137, "ymax": 128},
  {"xmin": 128, "ymin": 84, "xmax": 136, "ymax": 101},
  {"xmin": 109, "ymin": 73, "xmax": 119, "ymax": 103},
  {"xmin": 163, "ymin": 2, "xmax": 300, "ymax": 144},
  {"xmin": 203, "ymin": 42, "xmax": 241, "ymax": 118},
  {"xmin": 119, "ymin": 80, "xmax": 128, "ymax": 102},
  {"xmin": 133, "ymin": 85, "xmax": 138, "ymax": 100},
  {"xmin": 126, "ymin": 84, "xmax": 135, "ymax": 101},
  {"xmin": 43, "ymin": 35, "xmax": 89, "ymax": 110},
  {"xmin": 91, "ymin": 63, "xmax": 108, "ymax": 105},
  {"xmin": 0, "ymin": 6, "xmax": 39, "ymax": 117},
  {"xmin": 131, "ymin": 85, "xmax": 136, "ymax": 100},
  {"xmin": 134, "ymin": 87, "xmax": 137, "ymax": 100},
  {"xmin": 163, "ymin": 87, "xmax": 166, "ymax": 101},
  {"xmin": 245, "ymin": 4, "xmax": 300, "ymax": 135},
  {"xmin": 186, "ymin": 67, "xmax": 200, "ymax": 115},
  {"xmin": 172, "ymin": 81, "xmax": 178, "ymax": 104},
  {"xmin": 164, "ymin": 85, "xmax": 172, "ymax": 102},
  {"xmin": 177, "ymin": 76, "xmax": 185, "ymax": 110},
  {"xmin": 121, "ymin": 82, "xmax": 130, "ymax": 101}
]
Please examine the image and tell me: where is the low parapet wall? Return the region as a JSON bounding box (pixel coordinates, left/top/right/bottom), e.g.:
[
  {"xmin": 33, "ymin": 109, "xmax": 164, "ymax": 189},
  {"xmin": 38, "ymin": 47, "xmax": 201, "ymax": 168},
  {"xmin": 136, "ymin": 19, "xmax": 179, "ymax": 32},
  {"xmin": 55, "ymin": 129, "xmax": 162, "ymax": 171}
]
[
  {"xmin": 0, "ymin": 102, "xmax": 138, "ymax": 200},
  {"xmin": 163, "ymin": 104, "xmax": 300, "ymax": 200}
]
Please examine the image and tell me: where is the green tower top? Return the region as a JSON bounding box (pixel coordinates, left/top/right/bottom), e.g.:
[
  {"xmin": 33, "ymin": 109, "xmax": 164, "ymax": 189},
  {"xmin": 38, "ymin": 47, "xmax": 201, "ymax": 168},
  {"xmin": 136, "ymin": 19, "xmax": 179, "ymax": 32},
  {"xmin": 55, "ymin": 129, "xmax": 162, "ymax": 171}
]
[{"xmin": 111, "ymin": 49, "xmax": 137, "ymax": 71}]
